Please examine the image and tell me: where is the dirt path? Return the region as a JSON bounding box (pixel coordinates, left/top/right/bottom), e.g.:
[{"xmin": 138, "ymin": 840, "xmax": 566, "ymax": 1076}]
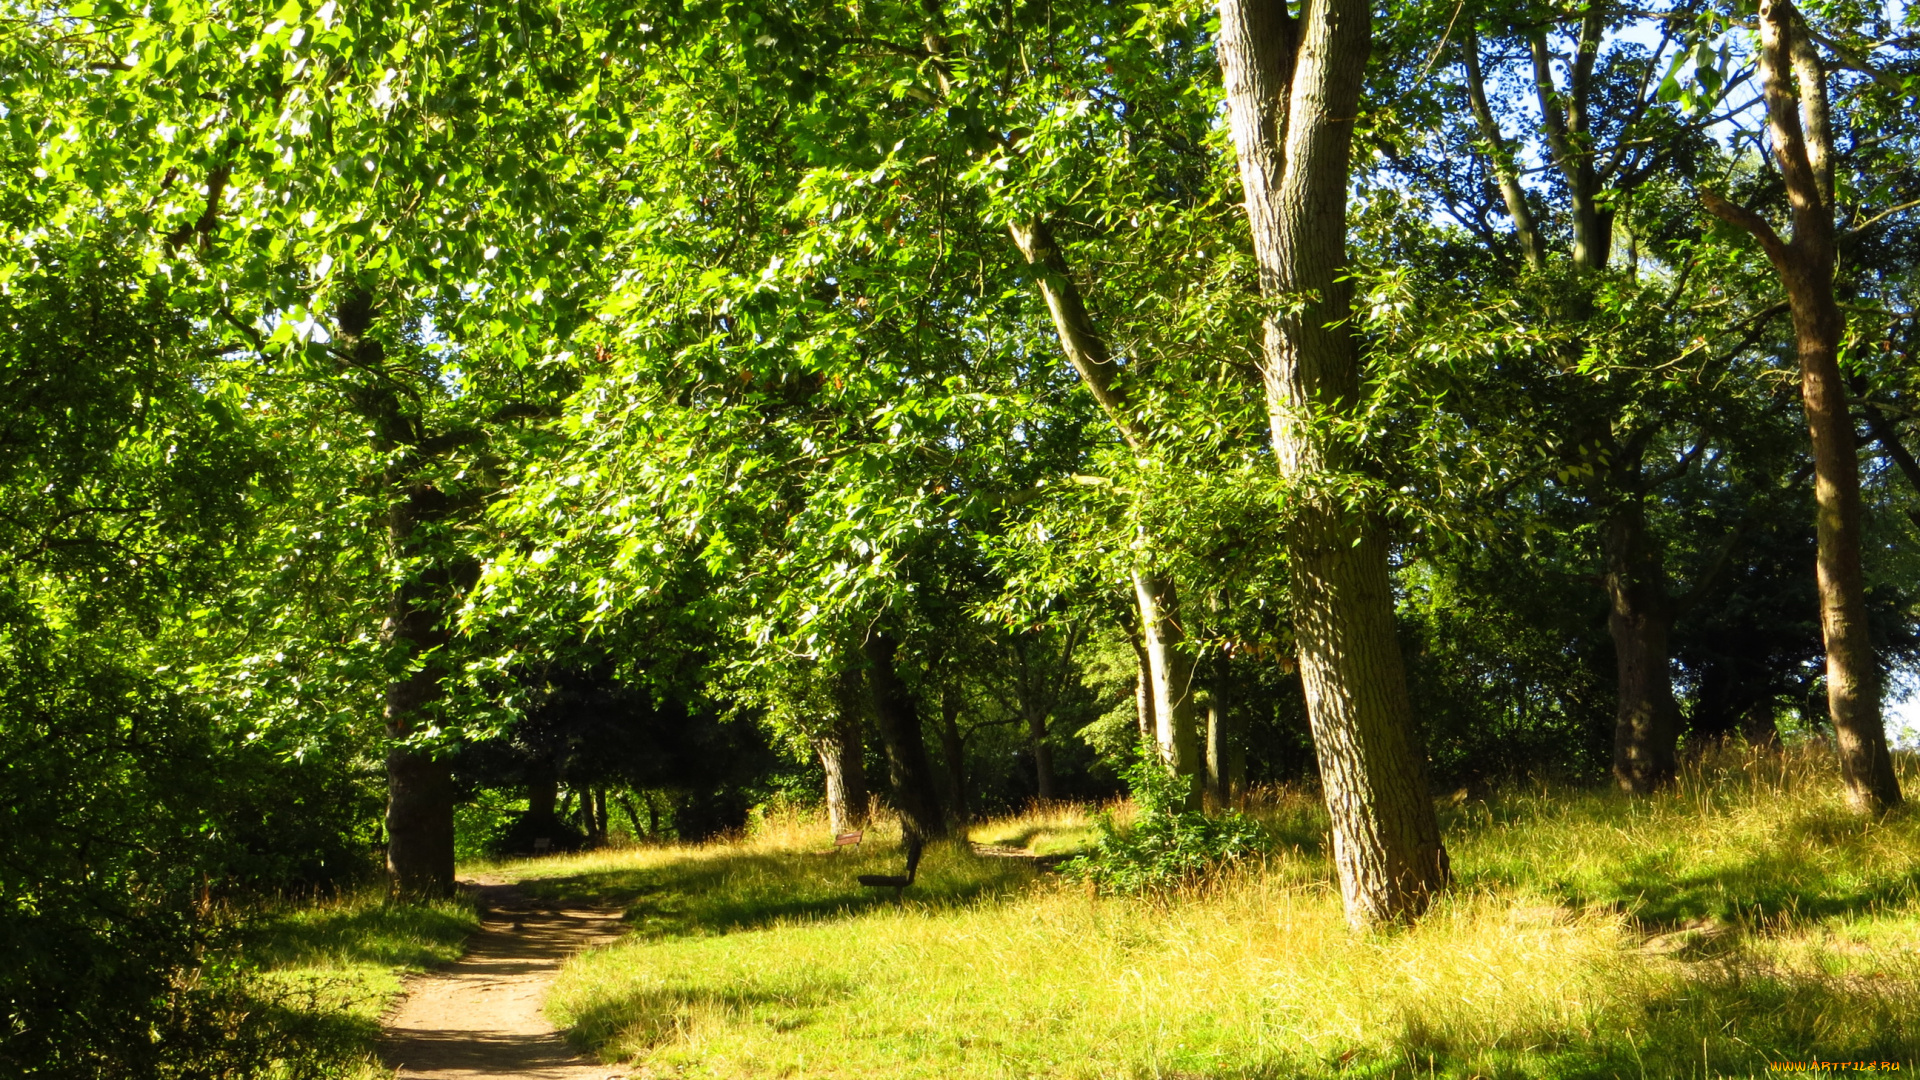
[{"xmin": 381, "ymin": 877, "xmax": 628, "ymax": 1080}]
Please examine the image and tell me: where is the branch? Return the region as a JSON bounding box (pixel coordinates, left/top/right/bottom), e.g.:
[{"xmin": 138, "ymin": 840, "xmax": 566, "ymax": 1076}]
[
  {"xmin": 1702, "ymin": 190, "xmax": 1791, "ymax": 268},
  {"xmin": 1841, "ymin": 197, "xmax": 1920, "ymax": 244}
]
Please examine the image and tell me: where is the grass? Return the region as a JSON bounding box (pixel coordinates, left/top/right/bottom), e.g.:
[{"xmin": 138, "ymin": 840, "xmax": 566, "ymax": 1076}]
[
  {"xmin": 220, "ymin": 886, "xmax": 481, "ymax": 1078},
  {"xmin": 527, "ymin": 744, "xmax": 1920, "ymax": 1079}
]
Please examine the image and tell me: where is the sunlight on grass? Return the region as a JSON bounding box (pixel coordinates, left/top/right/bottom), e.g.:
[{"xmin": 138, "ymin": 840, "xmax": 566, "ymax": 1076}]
[{"xmin": 538, "ymin": 744, "xmax": 1920, "ymax": 1079}]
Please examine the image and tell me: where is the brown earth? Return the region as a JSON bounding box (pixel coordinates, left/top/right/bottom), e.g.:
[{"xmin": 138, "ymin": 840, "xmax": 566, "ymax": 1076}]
[{"xmin": 381, "ymin": 877, "xmax": 629, "ymax": 1080}]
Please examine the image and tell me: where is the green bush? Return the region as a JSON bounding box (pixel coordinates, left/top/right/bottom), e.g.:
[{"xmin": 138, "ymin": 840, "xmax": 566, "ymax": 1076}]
[{"xmin": 1060, "ymin": 749, "xmax": 1265, "ymax": 894}]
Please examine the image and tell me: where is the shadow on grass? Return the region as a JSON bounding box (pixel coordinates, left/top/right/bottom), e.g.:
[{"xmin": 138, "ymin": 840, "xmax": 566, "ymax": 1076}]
[
  {"xmin": 564, "ymin": 977, "xmax": 856, "ymax": 1054},
  {"xmin": 517, "ymin": 841, "xmax": 1037, "ymax": 939},
  {"xmin": 1335, "ymin": 965, "xmax": 1920, "ymax": 1080},
  {"xmin": 1454, "ymin": 805, "xmax": 1920, "ymax": 929},
  {"xmin": 242, "ymin": 899, "xmax": 478, "ymax": 970}
]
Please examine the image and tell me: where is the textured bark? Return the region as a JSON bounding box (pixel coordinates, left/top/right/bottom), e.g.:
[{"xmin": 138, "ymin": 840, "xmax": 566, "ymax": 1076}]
[
  {"xmin": 862, "ymin": 634, "xmax": 948, "ymax": 840},
  {"xmin": 1703, "ymin": 0, "xmax": 1900, "ymax": 812},
  {"xmin": 1218, "ymin": 0, "xmax": 1449, "ymax": 925},
  {"xmin": 1605, "ymin": 504, "xmax": 1681, "ymax": 792},
  {"xmin": 817, "ymin": 706, "xmax": 869, "ymax": 836}
]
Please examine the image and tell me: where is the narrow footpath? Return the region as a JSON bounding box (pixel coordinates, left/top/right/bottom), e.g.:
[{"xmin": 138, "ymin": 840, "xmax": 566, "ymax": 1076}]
[{"xmin": 381, "ymin": 878, "xmax": 628, "ymax": 1080}]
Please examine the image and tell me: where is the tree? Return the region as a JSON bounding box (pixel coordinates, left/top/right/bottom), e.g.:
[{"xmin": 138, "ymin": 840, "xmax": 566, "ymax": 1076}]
[
  {"xmin": 1215, "ymin": 0, "xmax": 1449, "ymax": 925},
  {"xmin": 1703, "ymin": 0, "xmax": 1903, "ymax": 811}
]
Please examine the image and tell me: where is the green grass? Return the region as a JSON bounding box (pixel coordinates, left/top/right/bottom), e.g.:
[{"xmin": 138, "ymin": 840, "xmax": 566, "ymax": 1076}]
[
  {"xmin": 222, "ymin": 887, "xmax": 481, "ymax": 1078},
  {"xmin": 530, "ymin": 745, "xmax": 1920, "ymax": 1079}
]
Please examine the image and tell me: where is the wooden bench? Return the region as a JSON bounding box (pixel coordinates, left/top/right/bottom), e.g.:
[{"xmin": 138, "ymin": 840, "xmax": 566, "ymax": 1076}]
[
  {"xmin": 832, "ymin": 830, "xmax": 863, "ymax": 851},
  {"xmin": 858, "ymin": 835, "xmax": 923, "ymax": 899}
]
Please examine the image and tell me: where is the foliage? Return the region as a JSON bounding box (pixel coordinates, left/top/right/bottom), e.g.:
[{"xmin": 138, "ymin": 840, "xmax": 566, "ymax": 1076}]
[{"xmin": 1059, "ymin": 747, "xmax": 1265, "ymax": 893}]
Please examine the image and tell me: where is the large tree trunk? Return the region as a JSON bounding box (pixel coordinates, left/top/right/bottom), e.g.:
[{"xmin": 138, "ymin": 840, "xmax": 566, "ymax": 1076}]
[
  {"xmin": 862, "ymin": 634, "xmax": 948, "ymax": 840},
  {"xmin": 1703, "ymin": 0, "xmax": 1900, "ymax": 813},
  {"xmin": 1604, "ymin": 504, "xmax": 1681, "ymax": 791},
  {"xmin": 335, "ymin": 290, "xmax": 464, "ymax": 898},
  {"xmin": 817, "ymin": 708, "xmax": 869, "ymax": 836},
  {"xmin": 1217, "ymin": 0, "xmax": 1450, "ymax": 925}
]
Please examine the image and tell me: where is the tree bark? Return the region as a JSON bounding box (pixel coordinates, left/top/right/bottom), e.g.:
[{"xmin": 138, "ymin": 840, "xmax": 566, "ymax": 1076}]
[
  {"xmin": 1703, "ymin": 0, "xmax": 1900, "ymax": 812},
  {"xmin": 1528, "ymin": 10, "xmax": 1612, "ymax": 272},
  {"xmin": 1604, "ymin": 504, "xmax": 1681, "ymax": 791},
  {"xmin": 1125, "ymin": 622, "xmax": 1156, "ymax": 747},
  {"xmin": 817, "ymin": 705, "xmax": 869, "ymax": 836},
  {"xmin": 1132, "ymin": 572, "xmax": 1202, "ymax": 809},
  {"xmin": 862, "ymin": 633, "xmax": 948, "ymax": 840},
  {"xmin": 1217, "ymin": 0, "xmax": 1450, "ymax": 925}
]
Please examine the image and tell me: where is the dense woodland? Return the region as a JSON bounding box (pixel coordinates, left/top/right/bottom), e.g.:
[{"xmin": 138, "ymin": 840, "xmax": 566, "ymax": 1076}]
[{"xmin": 3, "ymin": 0, "xmax": 1919, "ymax": 1073}]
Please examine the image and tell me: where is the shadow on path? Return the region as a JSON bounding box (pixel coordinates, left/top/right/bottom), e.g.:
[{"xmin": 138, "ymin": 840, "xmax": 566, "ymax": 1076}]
[{"xmin": 381, "ymin": 880, "xmax": 627, "ymax": 1080}]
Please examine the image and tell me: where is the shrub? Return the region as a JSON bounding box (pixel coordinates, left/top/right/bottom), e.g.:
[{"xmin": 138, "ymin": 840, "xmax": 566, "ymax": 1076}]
[{"xmin": 1060, "ymin": 749, "xmax": 1265, "ymax": 894}]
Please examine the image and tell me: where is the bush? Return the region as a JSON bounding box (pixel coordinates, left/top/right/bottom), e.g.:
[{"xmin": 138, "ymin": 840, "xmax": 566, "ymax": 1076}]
[{"xmin": 1060, "ymin": 749, "xmax": 1265, "ymax": 894}]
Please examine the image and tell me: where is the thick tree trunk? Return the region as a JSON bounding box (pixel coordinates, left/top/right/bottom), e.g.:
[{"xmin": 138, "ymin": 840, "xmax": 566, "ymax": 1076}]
[
  {"xmin": 1217, "ymin": 0, "xmax": 1449, "ymax": 925},
  {"xmin": 1133, "ymin": 572, "xmax": 1202, "ymax": 809},
  {"xmin": 1703, "ymin": 0, "xmax": 1900, "ymax": 812},
  {"xmin": 334, "ymin": 291, "xmax": 464, "ymax": 898},
  {"xmin": 862, "ymin": 633, "xmax": 948, "ymax": 840},
  {"xmin": 817, "ymin": 709, "xmax": 869, "ymax": 835},
  {"xmin": 1604, "ymin": 505, "xmax": 1681, "ymax": 792}
]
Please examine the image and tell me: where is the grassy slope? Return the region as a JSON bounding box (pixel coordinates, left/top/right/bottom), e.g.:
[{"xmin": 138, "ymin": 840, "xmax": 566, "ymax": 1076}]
[
  {"xmin": 230, "ymin": 889, "xmax": 480, "ymax": 1078},
  {"xmin": 532, "ymin": 747, "xmax": 1920, "ymax": 1079}
]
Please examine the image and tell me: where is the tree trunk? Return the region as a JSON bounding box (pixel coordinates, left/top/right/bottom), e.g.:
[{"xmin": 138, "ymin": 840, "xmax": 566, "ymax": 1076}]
[
  {"xmin": 1703, "ymin": 0, "xmax": 1900, "ymax": 813},
  {"xmin": 1462, "ymin": 29, "xmax": 1545, "ymax": 270},
  {"xmin": 1205, "ymin": 647, "xmax": 1245, "ymax": 807},
  {"xmin": 527, "ymin": 764, "xmax": 559, "ymax": 831},
  {"xmin": 1133, "ymin": 571, "xmax": 1202, "ymax": 809},
  {"xmin": 1003, "ymin": 221, "xmax": 1202, "ymax": 804},
  {"xmin": 817, "ymin": 709, "xmax": 869, "ymax": 836},
  {"xmin": 1127, "ymin": 625, "xmax": 1156, "ymax": 748},
  {"xmin": 862, "ymin": 633, "xmax": 948, "ymax": 840},
  {"xmin": 618, "ymin": 793, "xmax": 647, "ymax": 842},
  {"xmin": 939, "ymin": 687, "xmax": 973, "ymax": 825},
  {"xmin": 1604, "ymin": 504, "xmax": 1681, "ymax": 792},
  {"xmin": 1217, "ymin": 0, "xmax": 1450, "ymax": 925},
  {"xmin": 335, "ymin": 290, "xmax": 463, "ymax": 899}
]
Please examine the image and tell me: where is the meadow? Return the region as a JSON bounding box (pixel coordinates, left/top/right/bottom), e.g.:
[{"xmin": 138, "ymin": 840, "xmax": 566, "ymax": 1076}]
[{"xmin": 488, "ymin": 746, "xmax": 1920, "ymax": 1079}]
